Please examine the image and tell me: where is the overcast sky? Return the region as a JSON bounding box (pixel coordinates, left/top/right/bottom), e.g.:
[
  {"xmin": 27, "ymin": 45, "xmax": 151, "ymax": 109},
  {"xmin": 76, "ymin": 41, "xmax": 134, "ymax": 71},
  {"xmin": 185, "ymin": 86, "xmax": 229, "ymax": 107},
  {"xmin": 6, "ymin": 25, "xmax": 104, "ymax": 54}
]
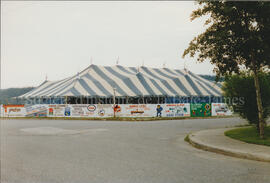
[{"xmin": 1, "ymin": 1, "xmax": 214, "ymax": 89}]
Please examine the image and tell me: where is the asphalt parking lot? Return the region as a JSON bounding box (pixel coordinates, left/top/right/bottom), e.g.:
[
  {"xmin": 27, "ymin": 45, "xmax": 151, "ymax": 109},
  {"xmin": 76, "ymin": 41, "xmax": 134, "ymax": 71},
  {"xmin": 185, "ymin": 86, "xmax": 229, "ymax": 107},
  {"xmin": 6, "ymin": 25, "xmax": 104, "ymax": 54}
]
[{"xmin": 1, "ymin": 117, "xmax": 270, "ymax": 183}]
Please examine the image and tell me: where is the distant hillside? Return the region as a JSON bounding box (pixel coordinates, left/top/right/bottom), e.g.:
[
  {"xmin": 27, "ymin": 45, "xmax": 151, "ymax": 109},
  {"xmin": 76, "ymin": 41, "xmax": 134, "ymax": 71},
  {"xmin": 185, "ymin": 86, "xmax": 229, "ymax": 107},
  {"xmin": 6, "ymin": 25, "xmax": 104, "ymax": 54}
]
[
  {"xmin": 0, "ymin": 87, "xmax": 34, "ymax": 104},
  {"xmin": 199, "ymin": 75, "xmax": 224, "ymax": 82}
]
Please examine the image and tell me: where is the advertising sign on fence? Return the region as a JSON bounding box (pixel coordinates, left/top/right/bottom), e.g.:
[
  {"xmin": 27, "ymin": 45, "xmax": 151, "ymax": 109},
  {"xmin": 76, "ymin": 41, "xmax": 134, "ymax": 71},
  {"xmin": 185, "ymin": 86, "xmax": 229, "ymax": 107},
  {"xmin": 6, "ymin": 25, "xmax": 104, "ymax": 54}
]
[
  {"xmin": 48, "ymin": 104, "xmax": 67, "ymax": 117},
  {"xmin": 118, "ymin": 104, "xmax": 156, "ymax": 117},
  {"xmin": 71, "ymin": 104, "xmax": 96, "ymax": 117},
  {"xmin": 190, "ymin": 103, "xmax": 211, "ymax": 117},
  {"xmin": 211, "ymin": 103, "xmax": 233, "ymax": 116},
  {"xmin": 0, "ymin": 103, "xmax": 231, "ymax": 118},
  {"xmin": 25, "ymin": 104, "xmax": 48, "ymax": 117},
  {"xmin": 164, "ymin": 103, "xmax": 190, "ymax": 117},
  {"xmin": 96, "ymin": 104, "xmax": 114, "ymax": 117},
  {"xmin": 47, "ymin": 104, "xmax": 114, "ymax": 118},
  {"xmin": 70, "ymin": 104, "xmax": 114, "ymax": 117},
  {"xmin": 2, "ymin": 105, "xmax": 26, "ymax": 117},
  {"xmin": 0, "ymin": 104, "xmax": 3, "ymax": 117}
]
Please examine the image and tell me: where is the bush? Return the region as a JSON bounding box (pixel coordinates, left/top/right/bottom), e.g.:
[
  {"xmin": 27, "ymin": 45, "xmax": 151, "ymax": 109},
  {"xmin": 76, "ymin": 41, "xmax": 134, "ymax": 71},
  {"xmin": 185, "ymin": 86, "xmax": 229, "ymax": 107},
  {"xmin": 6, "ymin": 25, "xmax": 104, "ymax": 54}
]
[{"xmin": 222, "ymin": 72, "xmax": 270, "ymax": 126}]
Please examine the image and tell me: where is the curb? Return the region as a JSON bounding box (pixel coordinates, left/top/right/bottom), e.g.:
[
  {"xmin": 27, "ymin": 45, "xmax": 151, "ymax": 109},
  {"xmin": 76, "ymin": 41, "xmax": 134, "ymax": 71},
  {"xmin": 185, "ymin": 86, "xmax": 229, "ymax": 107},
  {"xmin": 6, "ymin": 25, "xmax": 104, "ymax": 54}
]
[{"xmin": 187, "ymin": 130, "xmax": 270, "ymax": 163}]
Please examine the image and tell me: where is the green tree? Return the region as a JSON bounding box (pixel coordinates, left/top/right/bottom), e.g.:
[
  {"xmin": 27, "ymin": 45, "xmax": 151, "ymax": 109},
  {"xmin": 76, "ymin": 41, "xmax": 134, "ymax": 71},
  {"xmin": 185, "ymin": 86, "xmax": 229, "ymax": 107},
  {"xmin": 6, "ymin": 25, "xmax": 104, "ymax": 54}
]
[
  {"xmin": 222, "ymin": 72, "xmax": 270, "ymax": 129},
  {"xmin": 183, "ymin": 1, "xmax": 270, "ymax": 138}
]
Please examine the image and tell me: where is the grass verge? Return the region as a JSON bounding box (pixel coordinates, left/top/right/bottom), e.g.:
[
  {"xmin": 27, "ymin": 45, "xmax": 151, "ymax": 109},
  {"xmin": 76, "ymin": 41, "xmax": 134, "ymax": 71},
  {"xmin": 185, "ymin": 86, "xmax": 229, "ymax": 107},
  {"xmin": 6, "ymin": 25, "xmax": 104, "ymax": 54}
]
[
  {"xmin": 225, "ymin": 126, "xmax": 270, "ymax": 147},
  {"xmin": 184, "ymin": 134, "xmax": 190, "ymax": 142}
]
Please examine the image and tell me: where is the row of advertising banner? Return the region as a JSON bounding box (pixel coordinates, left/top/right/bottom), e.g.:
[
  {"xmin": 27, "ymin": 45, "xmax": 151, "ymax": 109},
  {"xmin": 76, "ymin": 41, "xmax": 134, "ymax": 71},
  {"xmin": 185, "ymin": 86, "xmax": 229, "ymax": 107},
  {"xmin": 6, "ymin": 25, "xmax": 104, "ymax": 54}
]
[{"xmin": 0, "ymin": 103, "xmax": 232, "ymax": 118}]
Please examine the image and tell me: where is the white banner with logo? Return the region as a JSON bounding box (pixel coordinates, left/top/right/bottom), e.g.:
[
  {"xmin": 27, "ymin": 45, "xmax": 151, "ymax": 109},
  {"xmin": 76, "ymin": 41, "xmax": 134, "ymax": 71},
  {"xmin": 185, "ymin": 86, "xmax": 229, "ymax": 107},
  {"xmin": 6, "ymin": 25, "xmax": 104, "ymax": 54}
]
[
  {"xmin": 25, "ymin": 104, "xmax": 48, "ymax": 117},
  {"xmin": 211, "ymin": 103, "xmax": 233, "ymax": 116},
  {"xmin": 47, "ymin": 104, "xmax": 114, "ymax": 118},
  {"xmin": 2, "ymin": 105, "xmax": 26, "ymax": 117},
  {"xmin": 163, "ymin": 103, "xmax": 190, "ymax": 117},
  {"xmin": 70, "ymin": 104, "xmax": 113, "ymax": 118},
  {"xmin": 46, "ymin": 104, "xmax": 190, "ymax": 118},
  {"xmin": 114, "ymin": 104, "xmax": 156, "ymax": 117},
  {"xmin": 0, "ymin": 105, "xmax": 3, "ymax": 117},
  {"xmin": 1, "ymin": 103, "xmax": 232, "ymax": 118},
  {"xmin": 47, "ymin": 104, "xmax": 67, "ymax": 117}
]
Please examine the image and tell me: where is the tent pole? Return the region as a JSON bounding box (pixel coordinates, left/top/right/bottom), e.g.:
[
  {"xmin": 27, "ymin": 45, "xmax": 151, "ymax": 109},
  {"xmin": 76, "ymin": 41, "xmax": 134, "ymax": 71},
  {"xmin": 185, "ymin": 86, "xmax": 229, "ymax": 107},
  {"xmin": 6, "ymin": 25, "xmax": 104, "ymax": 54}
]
[{"xmin": 113, "ymin": 88, "xmax": 116, "ymax": 118}]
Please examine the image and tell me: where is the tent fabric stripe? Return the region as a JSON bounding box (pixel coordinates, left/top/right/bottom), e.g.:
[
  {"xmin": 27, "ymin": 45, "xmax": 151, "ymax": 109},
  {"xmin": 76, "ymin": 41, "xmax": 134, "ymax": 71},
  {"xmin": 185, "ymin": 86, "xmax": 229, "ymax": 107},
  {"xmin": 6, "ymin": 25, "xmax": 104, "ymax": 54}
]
[
  {"xmin": 20, "ymin": 81, "xmax": 51, "ymax": 98},
  {"xmin": 43, "ymin": 79, "xmax": 75, "ymax": 97},
  {"xmin": 162, "ymin": 68, "xmax": 196, "ymax": 94},
  {"xmin": 46, "ymin": 80, "xmax": 75, "ymax": 97},
  {"xmin": 99, "ymin": 66, "xmax": 136, "ymax": 95},
  {"xmin": 150, "ymin": 68, "xmax": 188, "ymax": 96},
  {"xmin": 104, "ymin": 66, "xmax": 144, "ymax": 96},
  {"xmin": 19, "ymin": 65, "xmax": 222, "ymax": 98},
  {"xmin": 157, "ymin": 68, "xmax": 194, "ymax": 95},
  {"xmin": 34, "ymin": 77, "xmax": 73, "ymax": 97},
  {"xmin": 87, "ymin": 69, "xmax": 116, "ymax": 96},
  {"xmin": 77, "ymin": 79, "xmax": 97, "ymax": 96},
  {"xmin": 195, "ymin": 80, "xmax": 216, "ymax": 96},
  {"xmin": 136, "ymin": 73, "xmax": 155, "ymax": 95},
  {"xmin": 112, "ymin": 66, "xmax": 151, "ymax": 95},
  {"xmin": 84, "ymin": 73, "xmax": 112, "ymax": 96},
  {"xmin": 91, "ymin": 65, "xmax": 128, "ymax": 96},
  {"xmin": 187, "ymin": 71, "xmax": 221, "ymax": 96},
  {"xmin": 54, "ymin": 81, "xmax": 76, "ymax": 96},
  {"xmin": 140, "ymin": 67, "xmax": 179, "ymax": 95}
]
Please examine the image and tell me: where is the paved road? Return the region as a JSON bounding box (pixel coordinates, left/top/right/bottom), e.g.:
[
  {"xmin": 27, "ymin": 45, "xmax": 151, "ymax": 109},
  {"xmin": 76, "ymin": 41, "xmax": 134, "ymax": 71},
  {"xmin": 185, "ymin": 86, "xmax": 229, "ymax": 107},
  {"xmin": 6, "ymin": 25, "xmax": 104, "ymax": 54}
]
[{"xmin": 1, "ymin": 118, "xmax": 270, "ymax": 183}]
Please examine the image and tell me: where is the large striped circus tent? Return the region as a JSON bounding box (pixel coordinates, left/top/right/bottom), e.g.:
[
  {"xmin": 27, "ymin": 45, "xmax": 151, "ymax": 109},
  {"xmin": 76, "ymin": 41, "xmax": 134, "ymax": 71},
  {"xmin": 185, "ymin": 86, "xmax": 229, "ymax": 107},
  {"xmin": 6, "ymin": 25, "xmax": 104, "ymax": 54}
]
[{"xmin": 19, "ymin": 64, "xmax": 222, "ymax": 104}]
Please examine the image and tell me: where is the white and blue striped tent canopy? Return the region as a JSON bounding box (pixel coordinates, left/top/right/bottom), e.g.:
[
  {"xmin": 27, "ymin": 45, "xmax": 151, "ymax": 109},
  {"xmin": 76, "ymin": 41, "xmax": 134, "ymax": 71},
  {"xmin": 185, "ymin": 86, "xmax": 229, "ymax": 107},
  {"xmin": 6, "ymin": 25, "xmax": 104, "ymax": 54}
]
[{"xmin": 19, "ymin": 65, "xmax": 222, "ymax": 98}]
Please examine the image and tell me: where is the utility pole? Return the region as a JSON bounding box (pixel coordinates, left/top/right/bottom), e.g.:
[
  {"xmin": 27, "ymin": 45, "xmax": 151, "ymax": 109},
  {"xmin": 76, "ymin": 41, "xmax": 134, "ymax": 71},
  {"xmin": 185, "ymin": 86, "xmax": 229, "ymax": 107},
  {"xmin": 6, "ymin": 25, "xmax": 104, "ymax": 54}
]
[{"xmin": 113, "ymin": 87, "xmax": 116, "ymax": 118}]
